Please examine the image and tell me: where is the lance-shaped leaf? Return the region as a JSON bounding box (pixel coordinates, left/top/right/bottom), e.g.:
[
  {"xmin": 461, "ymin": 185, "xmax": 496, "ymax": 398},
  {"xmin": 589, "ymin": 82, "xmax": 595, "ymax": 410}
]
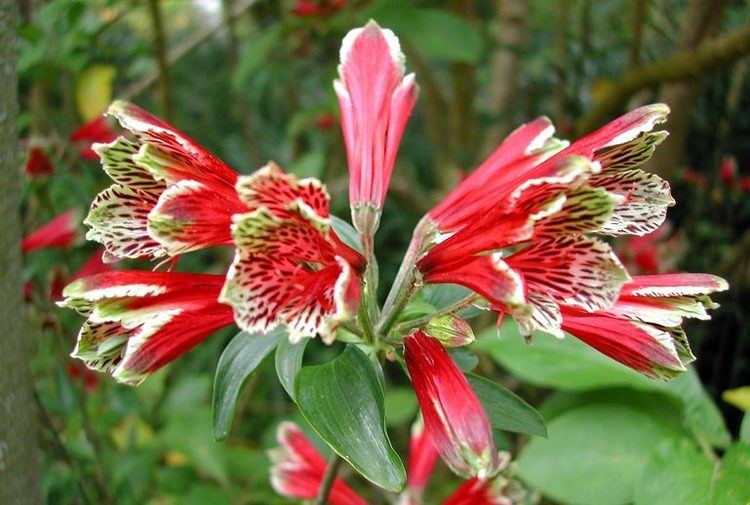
[
  {"xmin": 295, "ymin": 345, "xmax": 406, "ymax": 491},
  {"xmin": 275, "ymin": 337, "xmax": 309, "ymax": 401},
  {"xmin": 212, "ymin": 329, "xmax": 284, "ymax": 440},
  {"xmin": 467, "ymin": 374, "xmax": 547, "ymax": 437}
]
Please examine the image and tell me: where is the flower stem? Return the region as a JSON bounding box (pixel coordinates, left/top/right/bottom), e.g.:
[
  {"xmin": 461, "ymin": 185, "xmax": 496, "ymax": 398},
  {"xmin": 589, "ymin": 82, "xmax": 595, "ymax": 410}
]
[
  {"xmin": 315, "ymin": 453, "xmax": 343, "ymax": 505},
  {"xmin": 376, "ymin": 218, "xmax": 434, "ymax": 338},
  {"xmin": 393, "ymin": 294, "xmax": 479, "ymax": 334}
]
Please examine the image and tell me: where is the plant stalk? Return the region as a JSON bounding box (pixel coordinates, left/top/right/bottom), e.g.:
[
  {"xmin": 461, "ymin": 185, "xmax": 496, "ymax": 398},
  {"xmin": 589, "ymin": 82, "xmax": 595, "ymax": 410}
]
[
  {"xmin": 394, "ymin": 295, "xmax": 479, "ymax": 335},
  {"xmin": 315, "ymin": 453, "xmax": 343, "ymax": 504},
  {"xmin": 376, "ymin": 218, "xmax": 433, "ymax": 338}
]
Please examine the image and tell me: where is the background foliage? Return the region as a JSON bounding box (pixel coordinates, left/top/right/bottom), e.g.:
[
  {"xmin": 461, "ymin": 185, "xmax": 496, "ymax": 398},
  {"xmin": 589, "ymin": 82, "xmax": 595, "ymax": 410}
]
[{"xmin": 17, "ymin": 0, "xmax": 750, "ymax": 503}]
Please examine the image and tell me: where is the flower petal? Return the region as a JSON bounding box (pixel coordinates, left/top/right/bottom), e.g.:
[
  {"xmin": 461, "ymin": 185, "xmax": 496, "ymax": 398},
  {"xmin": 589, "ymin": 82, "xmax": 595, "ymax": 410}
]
[
  {"xmin": 107, "ymin": 100, "xmax": 238, "ymax": 188},
  {"xmin": 221, "ymin": 208, "xmax": 358, "ymax": 343},
  {"xmin": 508, "ymin": 236, "xmax": 630, "ymax": 312},
  {"xmin": 235, "ymin": 162, "xmax": 329, "ymax": 220},
  {"xmin": 147, "ymin": 179, "xmax": 244, "ymax": 255},
  {"xmin": 335, "ymin": 20, "xmax": 417, "ymax": 209},
  {"xmin": 84, "ymin": 184, "xmax": 167, "ymax": 261},
  {"xmin": 22, "ymin": 209, "xmax": 80, "ymax": 253},
  {"xmin": 404, "ymin": 330, "xmax": 501, "ymax": 479}
]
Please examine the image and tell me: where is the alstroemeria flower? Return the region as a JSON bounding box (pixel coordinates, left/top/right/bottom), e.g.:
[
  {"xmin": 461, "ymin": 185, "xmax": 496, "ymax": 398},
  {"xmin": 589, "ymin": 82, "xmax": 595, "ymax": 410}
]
[
  {"xmin": 417, "ymin": 105, "xmax": 681, "ymax": 340},
  {"xmin": 401, "ymin": 416, "xmax": 440, "ymax": 503},
  {"xmin": 25, "ymin": 147, "xmax": 54, "ymax": 177},
  {"xmin": 443, "ymin": 477, "xmax": 521, "ymax": 505},
  {"xmin": 85, "ymin": 101, "xmax": 247, "ymax": 262},
  {"xmin": 404, "ymin": 330, "xmax": 501, "ymax": 479},
  {"xmin": 335, "ymin": 21, "xmax": 418, "ymax": 233},
  {"xmin": 59, "ymin": 271, "xmax": 234, "ymax": 385},
  {"xmin": 561, "ymin": 273, "xmax": 728, "ymax": 379},
  {"xmin": 220, "ymin": 163, "xmax": 364, "ymax": 343},
  {"xmin": 269, "ymin": 422, "xmax": 366, "ymax": 505},
  {"xmin": 22, "ymin": 209, "xmax": 79, "ymax": 253},
  {"xmin": 70, "ymin": 116, "xmax": 119, "ymax": 160}
]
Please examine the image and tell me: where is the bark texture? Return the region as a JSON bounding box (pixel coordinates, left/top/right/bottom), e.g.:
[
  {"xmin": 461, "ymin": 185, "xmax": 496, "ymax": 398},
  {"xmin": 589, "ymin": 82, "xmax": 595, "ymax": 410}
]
[{"xmin": 0, "ymin": 1, "xmax": 42, "ymax": 503}]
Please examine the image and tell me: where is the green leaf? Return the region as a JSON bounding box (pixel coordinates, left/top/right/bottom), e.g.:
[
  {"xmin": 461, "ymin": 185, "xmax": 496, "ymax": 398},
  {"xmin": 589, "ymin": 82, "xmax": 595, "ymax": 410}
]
[
  {"xmin": 212, "ymin": 329, "xmax": 284, "ymax": 441},
  {"xmin": 420, "ymin": 283, "xmax": 474, "ymax": 310},
  {"xmin": 162, "ymin": 407, "xmax": 230, "ymax": 485},
  {"xmin": 633, "ymin": 438, "xmax": 715, "ymax": 505},
  {"xmin": 384, "ymin": 387, "xmax": 418, "ymax": 427},
  {"xmin": 366, "ymin": 2, "xmax": 483, "ymax": 63},
  {"xmin": 665, "ymin": 369, "xmax": 730, "ymax": 448},
  {"xmin": 330, "ymin": 215, "xmax": 363, "ymax": 254},
  {"xmin": 287, "ymin": 149, "xmax": 325, "ymax": 179},
  {"xmin": 518, "ymin": 404, "xmax": 685, "ymax": 505},
  {"xmin": 741, "ymin": 413, "xmax": 750, "ymax": 442},
  {"xmin": 467, "ymin": 374, "xmax": 547, "ymax": 437},
  {"xmin": 232, "ymin": 25, "xmax": 282, "ymax": 89},
  {"xmin": 449, "ymin": 347, "xmax": 478, "ymax": 372},
  {"xmin": 476, "ymin": 322, "xmax": 654, "ymax": 391},
  {"xmin": 275, "ymin": 337, "xmax": 308, "ymax": 401},
  {"xmin": 710, "ymin": 442, "xmax": 750, "ymax": 505},
  {"xmin": 295, "ymin": 346, "xmax": 406, "ymax": 491}
]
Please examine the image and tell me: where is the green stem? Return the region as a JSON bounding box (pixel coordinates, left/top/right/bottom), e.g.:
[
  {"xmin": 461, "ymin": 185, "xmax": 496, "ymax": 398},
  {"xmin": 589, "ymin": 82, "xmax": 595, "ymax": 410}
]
[
  {"xmin": 376, "ymin": 218, "xmax": 433, "ymax": 338},
  {"xmin": 315, "ymin": 453, "xmax": 343, "ymax": 505},
  {"xmin": 393, "ymin": 295, "xmax": 479, "ymax": 335}
]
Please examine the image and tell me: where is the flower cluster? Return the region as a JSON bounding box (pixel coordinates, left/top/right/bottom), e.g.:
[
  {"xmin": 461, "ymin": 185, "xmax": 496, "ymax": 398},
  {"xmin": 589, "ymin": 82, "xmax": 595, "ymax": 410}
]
[
  {"xmin": 269, "ymin": 420, "xmax": 524, "ymax": 505},
  {"xmin": 61, "ymin": 20, "xmax": 727, "ymax": 488}
]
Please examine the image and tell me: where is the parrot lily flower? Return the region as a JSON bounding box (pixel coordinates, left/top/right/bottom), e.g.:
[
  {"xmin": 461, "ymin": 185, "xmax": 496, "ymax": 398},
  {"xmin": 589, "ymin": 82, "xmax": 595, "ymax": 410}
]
[
  {"xmin": 269, "ymin": 422, "xmax": 367, "ymax": 505},
  {"xmin": 335, "ymin": 20, "xmax": 418, "ymax": 237},
  {"xmin": 70, "ymin": 115, "xmax": 119, "ymax": 160},
  {"xmin": 415, "ymin": 105, "xmax": 682, "ymax": 341},
  {"xmin": 25, "ymin": 146, "xmax": 54, "ymax": 177},
  {"xmin": 404, "ymin": 330, "xmax": 501, "ymax": 479},
  {"xmin": 85, "ymin": 101, "xmax": 247, "ymax": 262},
  {"xmin": 59, "ymin": 271, "xmax": 234, "ymax": 385},
  {"xmin": 561, "ymin": 274, "xmax": 728, "ymax": 379},
  {"xmin": 220, "ymin": 163, "xmax": 365, "ymax": 343},
  {"xmin": 401, "ymin": 416, "xmax": 440, "ymax": 503},
  {"xmin": 22, "ymin": 209, "xmax": 79, "ymax": 253}
]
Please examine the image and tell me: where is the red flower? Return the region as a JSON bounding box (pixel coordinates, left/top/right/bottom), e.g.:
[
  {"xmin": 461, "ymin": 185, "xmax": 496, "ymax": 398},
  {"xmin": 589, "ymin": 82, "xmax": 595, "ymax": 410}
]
[
  {"xmin": 417, "ymin": 105, "xmax": 680, "ymax": 341},
  {"xmin": 292, "ymin": 0, "xmax": 321, "ymax": 16},
  {"xmin": 59, "ymin": 271, "xmax": 234, "ymax": 385},
  {"xmin": 269, "ymin": 422, "xmax": 366, "ymax": 505},
  {"xmin": 219, "ymin": 163, "xmax": 364, "ymax": 343},
  {"xmin": 67, "ymin": 362, "xmax": 99, "ymax": 391},
  {"xmin": 85, "ymin": 101, "xmax": 248, "ymax": 261},
  {"xmin": 719, "ymin": 155, "xmax": 738, "ymax": 186},
  {"xmin": 561, "ymin": 273, "xmax": 728, "ymax": 379},
  {"xmin": 22, "ymin": 209, "xmax": 79, "ymax": 253},
  {"xmin": 404, "ymin": 330, "xmax": 501, "ymax": 479},
  {"xmin": 316, "ymin": 113, "xmax": 335, "ymax": 130},
  {"xmin": 405, "ymin": 417, "xmax": 440, "ymax": 496},
  {"xmin": 25, "ymin": 147, "xmax": 54, "ymax": 177},
  {"xmin": 292, "ymin": 0, "xmax": 345, "ymax": 17},
  {"xmin": 335, "ymin": 21, "xmax": 418, "ymax": 233},
  {"xmin": 70, "ymin": 116, "xmax": 119, "ymax": 160},
  {"xmin": 443, "ymin": 477, "xmax": 516, "ymax": 505}
]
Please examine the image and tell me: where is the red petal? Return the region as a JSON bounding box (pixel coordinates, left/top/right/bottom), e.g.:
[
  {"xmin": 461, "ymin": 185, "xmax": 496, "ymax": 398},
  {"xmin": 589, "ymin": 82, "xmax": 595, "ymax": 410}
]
[
  {"xmin": 22, "ymin": 209, "xmax": 79, "ymax": 252},
  {"xmin": 404, "ymin": 331, "xmax": 500, "ymax": 479}
]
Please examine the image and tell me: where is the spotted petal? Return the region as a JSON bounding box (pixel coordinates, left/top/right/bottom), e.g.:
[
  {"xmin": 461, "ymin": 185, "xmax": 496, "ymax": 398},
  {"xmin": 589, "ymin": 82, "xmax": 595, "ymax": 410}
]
[
  {"xmin": 508, "ymin": 236, "xmax": 630, "ymax": 313},
  {"xmin": 221, "ymin": 207, "xmax": 358, "ymax": 343}
]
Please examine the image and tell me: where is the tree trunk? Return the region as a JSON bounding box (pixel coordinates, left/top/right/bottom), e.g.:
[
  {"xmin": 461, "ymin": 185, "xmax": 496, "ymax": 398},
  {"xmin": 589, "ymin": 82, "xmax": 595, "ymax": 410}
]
[
  {"xmin": 481, "ymin": 0, "xmax": 528, "ymax": 156},
  {"xmin": 648, "ymin": 0, "xmax": 726, "ymax": 179},
  {"xmin": 0, "ymin": 1, "xmax": 42, "ymax": 503}
]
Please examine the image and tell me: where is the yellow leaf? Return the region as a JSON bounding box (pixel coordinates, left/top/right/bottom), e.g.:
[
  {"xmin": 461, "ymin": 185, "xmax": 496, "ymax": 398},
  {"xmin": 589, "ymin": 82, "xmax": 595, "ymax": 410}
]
[
  {"xmin": 722, "ymin": 386, "xmax": 750, "ymax": 411},
  {"xmin": 76, "ymin": 65, "xmax": 116, "ymax": 122}
]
